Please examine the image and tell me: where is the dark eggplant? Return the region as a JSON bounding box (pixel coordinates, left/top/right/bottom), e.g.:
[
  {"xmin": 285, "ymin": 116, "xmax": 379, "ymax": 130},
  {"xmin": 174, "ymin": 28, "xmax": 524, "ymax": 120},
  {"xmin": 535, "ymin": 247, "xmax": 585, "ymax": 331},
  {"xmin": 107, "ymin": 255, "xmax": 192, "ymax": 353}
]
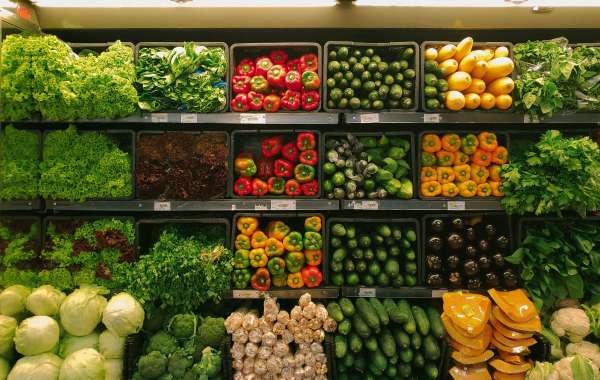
[
  {"xmin": 465, "ymin": 245, "xmax": 478, "ymax": 259},
  {"xmin": 492, "ymin": 252, "xmax": 506, "ymax": 268},
  {"xmin": 484, "ymin": 224, "xmax": 497, "ymax": 238},
  {"xmin": 448, "ymin": 272, "xmax": 462, "ymax": 288},
  {"xmin": 426, "ymin": 255, "xmax": 443, "ymax": 272},
  {"xmin": 451, "ymin": 218, "xmax": 464, "ymax": 232},
  {"xmin": 467, "ymin": 277, "xmax": 482, "ymax": 290},
  {"xmin": 426, "ymin": 273, "xmax": 444, "ymax": 287},
  {"xmin": 495, "ymin": 235, "xmax": 510, "ymax": 251},
  {"xmin": 430, "ymin": 219, "xmax": 445, "ymax": 234},
  {"xmin": 427, "ymin": 236, "xmax": 443, "ymax": 253},
  {"xmin": 484, "ymin": 272, "xmax": 500, "ymax": 288},
  {"xmin": 463, "ymin": 259, "xmax": 479, "ymax": 276},
  {"xmin": 446, "ymin": 255, "xmax": 461, "ymax": 270},
  {"xmin": 502, "ymin": 268, "xmax": 519, "ymax": 289},
  {"xmin": 447, "ymin": 233, "xmax": 464, "ymax": 251},
  {"xmin": 478, "ymin": 255, "xmax": 492, "ymax": 271},
  {"xmin": 464, "ymin": 226, "xmax": 477, "ymax": 242},
  {"xmin": 477, "ymin": 239, "xmax": 490, "ymax": 254}
]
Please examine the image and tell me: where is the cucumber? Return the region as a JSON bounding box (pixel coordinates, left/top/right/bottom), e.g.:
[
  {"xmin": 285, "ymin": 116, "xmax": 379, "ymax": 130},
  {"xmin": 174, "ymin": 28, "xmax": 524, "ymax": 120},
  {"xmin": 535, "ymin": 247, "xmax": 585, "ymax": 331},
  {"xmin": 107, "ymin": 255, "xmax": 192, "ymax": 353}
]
[
  {"xmin": 369, "ymin": 298, "xmax": 390, "ymax": 325},
  {"xmin": 397, "ymin": 363, "xmax": 412, "ymax": 378},
  {"xmin": 378, "ymin": 328, "xmax": 397, "ymax": 358},
  {"xmin": 410, "ymin": 332, "xmax": 422, "ymax": 350},
  {"xmin": 393, "ymin": 328, "xmax": 410, "ymax": 349},
  {"xmin": 327, "ymin": 302, "xmax": 345, "ymax": 322},
  {"xmin": 352, "ymin": 313, "xmax": 372, "ymax": 338},
  {"xmin": 339, "ymin": 297, "xmax": 356, "ymax": 317},
  {"xmin": 354, "ymin": 355, "xmax": 367, "ymax": 372},
  {"xmin": 342, "ymin": 352, "xmax": 354, "ymax": 368},
  {"xmin": 411, "ymin": 305, "xmax": 430, "ymax": 336},
  {"xmin": 423, "ymin": 334, "xmax": 441, "ymax": 361},
  {"xmin": 424, "ymin": 362, "xmax": 439, "ymax": 379},
  {"xmin": 383, "ymin": 298, "xmax": 406, "ymax": 324},
  {"xmin": 399, "ymin": 347, "xmax": 413, "ymax": 363},
  {"xmin": 427, "ymin": 307, "xmax": 445, "ymax": 340},
  {"xmin": 413, "ymin": 351, "xmax": 425, "ymax": 368},
  {"xmin": 365, "ymin": 336, "xmax": 379, "ymax": 352},
  {"xmin": 348, "ymin": 332, "xmax": 363, "ymax": 353},
  {"xmin": 338, "ymin": 319, "xmax": 352, "ymax": 335},
  {"xmin": 356, "ymin": 298, "xmax": 381, "ymax": 332},
  {"xmin": 371, "ymin": 349, "xmax": 388, "ymax": 372},
  {"xmin": 385, "ymin": 366, "xmax": 397, "ymax": 378},
  {"xmin": 368, "ymin": 362, "xmax": 384, "ymax": 376},
  {"xmin": 397, "ymin": 300, "xmax": 416, "ymax": 334},
  {"xmin": 335, "ymin": 335, "xmax": 348, "ymax": 358},
  {"xmin": 389, "ymin": 355, "xmax": 398, "ymax": 365}
]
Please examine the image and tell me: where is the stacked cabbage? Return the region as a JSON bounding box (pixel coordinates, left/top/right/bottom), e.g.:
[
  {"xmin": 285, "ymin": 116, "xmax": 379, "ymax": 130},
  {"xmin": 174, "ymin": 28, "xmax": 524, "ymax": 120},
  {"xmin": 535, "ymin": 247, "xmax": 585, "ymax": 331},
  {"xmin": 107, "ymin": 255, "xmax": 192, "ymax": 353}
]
[{"xmin": 0, "ymin": 284, "xmax": 144, "ymax": 380}]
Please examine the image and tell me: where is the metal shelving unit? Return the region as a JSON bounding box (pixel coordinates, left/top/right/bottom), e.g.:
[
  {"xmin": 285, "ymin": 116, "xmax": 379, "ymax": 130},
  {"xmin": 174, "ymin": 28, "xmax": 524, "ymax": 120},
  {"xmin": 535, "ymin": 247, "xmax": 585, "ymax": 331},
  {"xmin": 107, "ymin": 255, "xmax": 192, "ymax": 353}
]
[
  {"xmin": 341, "ymin": 199, "xmax": 503, "ymax": 211},
  {"xmin": 0, "ymin": 200, "xmax": 43, "ymax": 211}
]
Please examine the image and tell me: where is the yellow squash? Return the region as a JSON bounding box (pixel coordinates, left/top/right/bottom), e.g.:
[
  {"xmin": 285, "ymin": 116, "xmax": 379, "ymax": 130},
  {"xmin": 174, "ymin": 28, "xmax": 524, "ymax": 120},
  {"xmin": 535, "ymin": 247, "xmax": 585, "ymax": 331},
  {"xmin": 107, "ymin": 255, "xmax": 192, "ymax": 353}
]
[
  {"xmin": 490, "ymin": 314, "xmax": 534, "ymax": 340},
  {"xmin": 449, "ymin": 365, "xmax": 492, "ymax": 380},
  {"xmin": 492, "ymin": 330, "xmax": 537, "ymax": 348},
  {"xmin": 443, "ymin": 292, "xmax": 491, "ymax": 336},
  {"xmin": 483, "ymin": 57, "xmax": 515, "ymax": 83},
  {"xmin": 442, "ymin": 313, "xmax": 492, "ymax": 350},
  {"xmin": 492, "ymin": 306, "xmax": 541, "ymax": 333},
  {"xmin": 454, "ymin": 37, "xmax": 474, "ymax": 62},
  {"xmin": 489, "ymin": 359, "xmax": 532, "ymax": 375},
  {"xmin": 486, "ymin": 77, "xmax": 514, "ymax": 96},
  {"xmin": 493, "ymin": 372, "xmax": 525, "ymax": 380},
  {"xmin": 451, "ymin": 349, "xmax": 494, "ymax": 365},
  {"xmin": 437, "ymin": 44, "xmax": 457, "ymax": 62}
]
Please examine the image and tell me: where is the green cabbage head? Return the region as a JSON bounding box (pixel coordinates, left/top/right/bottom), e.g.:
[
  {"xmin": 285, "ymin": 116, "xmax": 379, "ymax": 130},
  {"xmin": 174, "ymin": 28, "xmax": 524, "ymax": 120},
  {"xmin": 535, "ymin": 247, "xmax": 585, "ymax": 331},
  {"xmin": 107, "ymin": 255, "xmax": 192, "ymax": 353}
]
[
  {"xmin": 58, "ymin": 348, "xmax": 105, "ymax": 380},
  {"xmin": 102, "ymin": 292, "xmax": 144, "ymax": 337},
  {"xmin": 98, "ymin": 330, "xmax": 125, "ymax": 360},
  {"xmin": 26, "ymin": 285, "xmax": 66, "ymax": 316},
  {"xmin": 0, "ymin": 285, "xmax": 30, "ymax": 316},
  {"xmin": 0, "ymin": 316, "xmax": 17, "ymax": 358},
  {"xmin": 7, "ymin": 353, "xmax": 62, "ymax": 380},
  {"xmin": 58, "ymin": 332, "xmax": 99, "ymax": 359},
  {"xmin": 14, "ymin": 316, "xmax": 59, "ymax": 356},
  {"xmin": 60, "ymin": 287, "xmax": 107, "ymax": 337}
]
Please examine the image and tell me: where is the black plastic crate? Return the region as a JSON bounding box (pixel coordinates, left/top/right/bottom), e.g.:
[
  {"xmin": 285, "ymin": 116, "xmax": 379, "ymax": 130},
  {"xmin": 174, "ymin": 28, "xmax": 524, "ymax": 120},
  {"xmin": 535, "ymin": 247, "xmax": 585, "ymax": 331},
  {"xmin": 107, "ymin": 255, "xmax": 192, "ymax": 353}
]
[
  {"xmin": 323, "ymin": 41, "xmax": 419, "ymax": 113},
  {"xmin": 416, "ymin": 130, "xmax": 509, "ymax": 200},
  {"xmin": 68, "ymin": 41, "xmax": 135, "ymax": 55},
  {"xmin": 230, "ymin": 129, "xmax": 321, "ymax": 198},
  {"xmin": 321, "ymin": 131, "xmax": 416, "ymax": 200},
  {"xmin": 420, "ymin": 40, "xmax": 515, "ymax": 113},
  {"xmin": 229, "ymin": 42, "xmax": 323, "ymax": 112},
  {"xmin": 135, "ymin": 130, "xmax": 230, "ymax": 201}
]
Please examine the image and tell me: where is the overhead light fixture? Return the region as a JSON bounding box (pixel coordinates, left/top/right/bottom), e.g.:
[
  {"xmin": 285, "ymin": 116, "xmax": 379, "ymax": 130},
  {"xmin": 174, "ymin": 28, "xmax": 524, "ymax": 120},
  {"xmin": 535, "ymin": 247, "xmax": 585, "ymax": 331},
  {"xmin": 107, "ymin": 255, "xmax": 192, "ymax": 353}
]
[{"xmin": 32, "ymin": 0, "xmax": 336, "ymax": 7}]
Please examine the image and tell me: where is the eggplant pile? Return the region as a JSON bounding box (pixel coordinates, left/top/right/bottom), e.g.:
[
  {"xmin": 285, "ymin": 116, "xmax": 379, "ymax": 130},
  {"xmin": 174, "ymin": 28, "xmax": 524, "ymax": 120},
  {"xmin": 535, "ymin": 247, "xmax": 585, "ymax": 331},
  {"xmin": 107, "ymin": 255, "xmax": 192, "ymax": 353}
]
[{"xmin": 424, "ymin": 216, "xmax": 518, "ymax": 290}]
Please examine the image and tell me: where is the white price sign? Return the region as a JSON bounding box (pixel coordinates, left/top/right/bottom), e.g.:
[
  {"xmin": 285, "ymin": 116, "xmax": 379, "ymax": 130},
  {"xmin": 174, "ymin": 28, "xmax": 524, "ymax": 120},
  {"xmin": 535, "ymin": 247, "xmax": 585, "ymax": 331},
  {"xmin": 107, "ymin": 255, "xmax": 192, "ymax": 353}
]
[
  {"xmin": 447, "ymin": 201, "xmax": 466, "ymax": 211},
  {"xmin": 423, "ymin": 113, "xmax": 441, "ymax": 123},
  {"xmin": 153, "ymin": 201, "xmax": 171, "ymax": 211},
  {"xmin": 360, "ymin": 113, "xmax": 380, "ymax": 123},
  {"xmin": 431, "ymin": 290, "xmax": 447, "ymax": 298},
  {"xmin": 240, "ymin": 113, "xmax": 266, "ymax": 124},
  {"xmin": 151, "ymin": 113, "xmax": 168, "ymax": 123},
  {"xmin": 270, "ymin": 200, "xmax": 296, "ymax": 210},
  {"xmin": 232, "ymin": 290, "xmax": 262, "ymax": 298},
  {"xmin": 352, "ymin": 200, "xmax": 379, "ymax": 210},
  {"xmin": 358, "ymin": 288, "xmax": 377, "ymax": 297},
  {"xmin": 180, "ymin": 113, "xmax": 198, "ymax": 123}
]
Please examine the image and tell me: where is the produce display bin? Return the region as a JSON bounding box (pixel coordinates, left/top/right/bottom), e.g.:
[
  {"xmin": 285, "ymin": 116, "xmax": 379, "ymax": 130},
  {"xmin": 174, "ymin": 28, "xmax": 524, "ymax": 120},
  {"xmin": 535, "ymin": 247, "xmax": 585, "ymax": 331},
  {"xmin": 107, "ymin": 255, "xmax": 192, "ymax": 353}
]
[
  {"xmin": 135, "ymin": 41, "xmax": 230, "ymax": 113},
  {"xmin": 229, "ymin": 42, "xmax": 323, "ymax": 112},
  {"xmin": 417, "ymin": 130, "xmax": 509, "ymax": 200},
  {"xmin": 124, "ymin": 333, "xmax": 144, "ymax": 380},
  {"xmin": 231, "ymin": 212, "xmax": 326, "ymax": 289},
  {"xmin": 420, "ymin": 212, "xmax": 516, "ymax": 291},
  {"xmin": 323, "ymin": 41, "xmax": 419, "ymax": 113},
  {"xmin": 420, "ymin": 40, "xmax": 515, "ymax": 113},
  {"xmin": 68, "ymin": 41, "xmax": 135, "ymax": 54},
  {"xmin": 230, "ymin": 130, "xmax": 321, "ymax": 198},
  {"xmin": 135, "ymin": 130, "xmax": 230, "ymax": 201},
  {"xmin": 321, "ymin": 131, "xmax": 416, "ymax": 200},
  {"xmin": 41, "ymin": 129, "xmax": 136, "ymax": 201}
]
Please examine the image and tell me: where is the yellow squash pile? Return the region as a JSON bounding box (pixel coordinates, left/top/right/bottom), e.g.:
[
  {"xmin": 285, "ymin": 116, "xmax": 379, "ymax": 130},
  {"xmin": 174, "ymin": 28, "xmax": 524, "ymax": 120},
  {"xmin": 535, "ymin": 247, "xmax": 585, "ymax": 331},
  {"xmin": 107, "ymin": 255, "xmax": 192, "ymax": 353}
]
[
  {"xmin": 424, "ymin": 37, "xmax": 515, "ymax": 111},
  {"xmin": 443, "ymin": 289, "xmax": 541, "ymax": 380}
]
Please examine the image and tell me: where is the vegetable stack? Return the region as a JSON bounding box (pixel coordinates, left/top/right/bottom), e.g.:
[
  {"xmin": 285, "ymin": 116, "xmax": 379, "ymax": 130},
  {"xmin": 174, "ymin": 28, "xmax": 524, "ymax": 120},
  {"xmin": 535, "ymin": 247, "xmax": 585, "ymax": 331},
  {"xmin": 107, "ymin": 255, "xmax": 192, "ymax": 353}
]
[
  {"xmin": 232, "ymin": 48, "xmax": 320, "ymax": 112},
  {"xmin": 443, "ymin": 290, "xmax": 541, "ymax": 379},
  {"xmin": 325, "ymin": 44, "xmax": 416, "ymax": 111},
  {"xmin": 423, "ymin": 37, "xmax": 515, "ymax": 111},
  {"xmin": 330, "ymin": 297, "xmax": 445, "ymax": 379},
  {"xmin": 233, "ymin": 216, "xmax": 324, "ymax": 290},
  {"xmin": 0, "ymin": 126, "xmax": 39, "ymax": 202},
  {"xmin": 328, "ymin": 221, "xmax": 418, "ymax": 288},
  {"xmin": 323, "ymin": 134, "xmax": 413, "ymax": 200},
  {"xmin": 420, "ymin": 132, "xmax": 508, "ymax": 198},
  {"xmin": 0, "ymin": 219, "xmax": 39, "ymax": 289},
  {"xmin": 233, "ymin": 132, "xmax": 319, "ymax": 197}
]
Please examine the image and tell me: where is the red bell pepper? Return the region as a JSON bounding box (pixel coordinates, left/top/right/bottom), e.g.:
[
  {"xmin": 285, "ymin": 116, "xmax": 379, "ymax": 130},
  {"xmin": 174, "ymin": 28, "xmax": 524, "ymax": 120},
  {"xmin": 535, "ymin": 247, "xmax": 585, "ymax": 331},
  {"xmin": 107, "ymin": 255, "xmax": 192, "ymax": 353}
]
[
  {"xmin": 256, "ymin": 157, "xmax": 275, "ymax": 178},
  {"xmin": 250, "ymin": 75, "xmax": 270, "ymax": 94},
  {"xmin": 287, "ymin": 58, "xmax": 301, "ymax": 72},
  {"xmin": 236, "ymin": 58, "xmax": 255, "ymax": 76},
  {"xmin": 261, "ymin": 136, "xmax": 283, "ymax": 158},
  {"xmin": 301, "ymin": 91, "xmax": 320, "ymax": 111},
  {"xmin": 301, "ymin": 71, "xmax": 320, "ymax": 90},
  {"xmin": 270, "ymin": 50, "xmax": 288, "ymax": 65},
  {"xmin": 301, "ymin": 265, "xmax": 323, "ymax": 288},
  {"xmin": 234, "ymin": 177, "xmax": 252, "ymax": 196},
  {"xmin": 247, "ymin": 91, "xmax": 264, "ymax": 111},
  {"xmin": 274, "ymin": 159, "xmax": 293, "ymax": 178},
  {"xmin": 267, "ymin": 65, "xmax": 286, "ymax": 88},
  {"xmin": 267, "ymin": 177, "xmax": 285, "ymax": 195},
  {"xmin": 263, "ymin": 95, "xmax": 281, "ymax": 113},
  {"xmin": 251, "ymin": 268, "xmax": 271, "ymax": 291},
  {"xmin": 299, "ymin": 149, "xmax": 318, "ymax": 165},
  {"xmin": 281, "ymin": 90, "xmax": 301, "ymax": 111},
  {"xmin": 300, "ymin": 53, "xmax": 318, "ymax": 73},
  {"xmin": 281, "ymin": 142, "xmax": 299, "ymax": 163},
  {"xmin": 252, "ymin": 178, "xmax": 269, "ymax": 197},
  {"xmin": 285, "ymin": 70, "xmax": 302, "ymax": 91},
  {"xmin": 296, "ymin": 132, "xmax": 316, "ymax": 151},
  {"xmin": 232, "ymin": 93, "xmax": 250, "ymax": 112},
  {"xmin": 285, "ymin": 179, "xmax": 302, "ymax": 196},
  {"xmin": 301, "ymin": 180, "xmax": 318, "ymax": 196},
  {"xmin": 232, "ymin": 75, "xmax": 251, "ymax": 94},
  {"xmin": 255, "ymin": 56, "xmax": 273, "ymax": 77}
]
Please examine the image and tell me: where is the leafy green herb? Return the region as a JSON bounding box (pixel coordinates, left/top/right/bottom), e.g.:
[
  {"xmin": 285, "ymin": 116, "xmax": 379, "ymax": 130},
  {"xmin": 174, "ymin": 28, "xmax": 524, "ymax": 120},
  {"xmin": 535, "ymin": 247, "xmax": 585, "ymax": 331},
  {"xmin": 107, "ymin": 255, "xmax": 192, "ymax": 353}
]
[
  {"xmin": 0, "ymin": 220, "xmax": 39, "ymax": 288},
  {"xmin": 0, "ymin": 125, "xmax": 39, "ymax": 200},
  {"xmin": 501, "ymin": 130, "xmax": 600, "ymax": 217},
  {"xmin": 136, "ymin": 43, "xmax": 227, "ymax": 113}
]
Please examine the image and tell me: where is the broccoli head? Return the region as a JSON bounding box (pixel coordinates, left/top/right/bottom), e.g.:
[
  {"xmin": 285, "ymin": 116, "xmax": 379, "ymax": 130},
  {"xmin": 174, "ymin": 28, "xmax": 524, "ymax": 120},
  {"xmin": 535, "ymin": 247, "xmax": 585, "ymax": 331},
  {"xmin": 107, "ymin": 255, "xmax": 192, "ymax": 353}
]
[
  {"xmin": 192, "ymin": 347, "xmax": 222, "ymax": 378},
  {"xmin": 168, "ymin": 349, "xmax": 194, "ymax": 378},
  {"xmin": 197, "ymin": 316, "xmax": 226, "ymax": 349},
  {"xmin": 169, "ymin": 313, "xmax": 198, "ymax": 339},
  {"xmin": 146, "ymin": 330, "xmax": 178, "ymax": 356},
  {"xmin": 138, "ymin": 351, "xmax": 168, "ymax": 379}
]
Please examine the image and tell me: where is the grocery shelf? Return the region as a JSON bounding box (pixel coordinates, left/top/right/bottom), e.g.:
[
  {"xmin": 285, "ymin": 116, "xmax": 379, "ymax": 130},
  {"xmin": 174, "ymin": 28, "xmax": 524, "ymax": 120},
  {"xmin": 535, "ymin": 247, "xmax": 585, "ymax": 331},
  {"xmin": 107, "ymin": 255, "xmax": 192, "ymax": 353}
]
[
  {"xmin": 341, "ymin": 286, "xmax": 447, "ymax": 298},
  {"xmin": 227, "ymin": 287, "xmax": 340, "ymax": 299},
  {"xmin": 341, "ymin": 199, "xmax": 503, "ymax": 211},
  {"xmin": 0, "ymin": 200, "xmax": 43, "ymax": 211}
]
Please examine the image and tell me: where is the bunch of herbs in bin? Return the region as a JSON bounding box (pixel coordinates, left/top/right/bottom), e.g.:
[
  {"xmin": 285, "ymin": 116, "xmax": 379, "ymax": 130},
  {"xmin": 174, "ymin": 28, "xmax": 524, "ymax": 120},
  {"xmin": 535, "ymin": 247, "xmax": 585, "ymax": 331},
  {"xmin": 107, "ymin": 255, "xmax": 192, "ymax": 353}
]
[
  {"xmin": 329, "ymin": 222, "xmax": 418, "ymax": 287},
  {"xmin": 326, "ymin": 45, "xmax": 416, "ymax": 111},
  {"xmin": 323, "ymin": 134, "xmax": 413, "ymax": 200}
]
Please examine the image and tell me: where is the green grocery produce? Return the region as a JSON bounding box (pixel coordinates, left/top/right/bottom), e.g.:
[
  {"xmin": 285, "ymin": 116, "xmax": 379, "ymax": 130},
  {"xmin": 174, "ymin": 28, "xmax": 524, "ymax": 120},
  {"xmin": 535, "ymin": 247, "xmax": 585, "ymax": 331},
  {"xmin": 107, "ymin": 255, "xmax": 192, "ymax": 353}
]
[
  {"xmin": 326, "ymin": 44, "xmax": 416, "ymax": 111},
  {"xmin": 0, "ymin": 126, "xmax": 39, "ymax": 201}
]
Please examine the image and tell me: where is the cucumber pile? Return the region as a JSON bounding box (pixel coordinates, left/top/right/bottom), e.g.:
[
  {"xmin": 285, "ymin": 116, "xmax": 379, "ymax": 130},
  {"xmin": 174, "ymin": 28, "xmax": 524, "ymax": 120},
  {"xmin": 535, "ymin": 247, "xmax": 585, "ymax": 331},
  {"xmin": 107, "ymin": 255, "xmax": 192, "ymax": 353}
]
[
  {"xmin": 325, "ymin": 44, "xmax": 416, "ymax": 111},
  {"xmin": 423, "ymin": 61, "xmax": 449, "ymax": 110},
  {"xmin": 329, "ymin": 297, "xmax": 446, "ymax": 380},
  {"xmin": 329, "ymin": 222, "xmax": 418, "ymax": 287}
]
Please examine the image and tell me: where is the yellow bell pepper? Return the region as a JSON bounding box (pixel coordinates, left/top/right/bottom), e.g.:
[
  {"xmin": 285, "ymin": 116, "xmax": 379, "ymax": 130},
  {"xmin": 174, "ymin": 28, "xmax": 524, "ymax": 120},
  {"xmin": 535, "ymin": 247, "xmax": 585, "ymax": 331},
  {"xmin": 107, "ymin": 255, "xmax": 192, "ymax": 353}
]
[
  {"xmin": 458, "ymin": 180, "xmax": 477, "ymax": 197},
  {"xmin": 442, "ymin": 183, "xmax": 459, "ymax": 197},
  {"xmin": 421, "ymin": 181, "xmax": 442, "ymax": 197},
  {"xmin": 250, "ymin": 248, "xmax": 268, "ymax": 268},
  {"xmin": 490, "ymin": 181, "xmax": 504, "ymax": 197},
  {"xmin": 304, "ymin": 216, "xmax": 322, "ymax": 232},
  {"xmin": 265, "ymin": 238, "xmax": 285, "ymax": 257},
  {"xmin": 436, "ymin": 167, "xmax": 456, "ymax": 185},
  {"xmin": 237, "ymin": 217, "xmax": 258, "ymax": 236},
  {"xmin": 266, "ymin": 221, "xmax": 290, "ymax": 240},
  {"xmin": 235, "ymin": 234, "xmax": 251, "ymax": 250},
  {"xmin": 470, "ymin": 164, "xmax": 489, "ymax": 184},
  {"xmin": 287, "ymin": 272, "xmax": 304, "ymax": 288},
  {"xmin": 477, "ymin": 183, "xmax": 492, "ymax": 197},
  {"xmin": 453, "ymin": 164, "xmax": 471, "ymax": 183},
  {"xmin": 251, "ymin": 230, "xmax": 268, "ymax": 248},
  {"xmin": 283, "ymin": 231, "xmax": 303, "ymax": 251}
]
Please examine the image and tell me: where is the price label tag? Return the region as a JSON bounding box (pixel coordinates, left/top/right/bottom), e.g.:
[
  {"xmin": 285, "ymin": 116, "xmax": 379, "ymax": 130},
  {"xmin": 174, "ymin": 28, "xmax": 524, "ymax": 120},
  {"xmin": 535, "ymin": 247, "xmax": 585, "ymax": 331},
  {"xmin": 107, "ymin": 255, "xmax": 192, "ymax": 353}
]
[
  {"xmin": 423, "ymin": 113, "xmax": 441, "ymax": 123},
  {"xmin": 431, "ymin": 290, "xmax": 447, "ymax": 298},
  {"xmin": 447, "ymin": 201, "xmax": 466, "ymax": 211},
  {"xmin": 360, "ymin": 113, "xmax": 380, "ymax": 123},
  {"xmin": 271, "ymin": 200, "xmax": 296, "ymax": 210},
  {"xmin": 254, "ymin": 201, "xmax": 269, "ymax": 211},
  {"xmin": 358, "ymin": 288, "xmax": 377, "ymax": 297},
  {"xmin": 232, "ymin": 290, "xmax": 262, "ymax": 299},
  {"xmin": 153, "ymin": 201, "xmax": 171, "ymax": 211},
  {"xmin": 352, "ymin": 200, "xmax": 379, "ymax": 210},
  {"xmin": 240, "ymin": 113, "xmax": 266, "ymax": 124},
  {"xmin": 151, "ymin": 113, "xmax": 168, "ymax": 123},
  {"xmin": 181, "ymin": 113, "xmax": 198, "ymax": 123},
  {"xmin": 523, "ymin": 114, "xmax": 539, "ymax": 124}
]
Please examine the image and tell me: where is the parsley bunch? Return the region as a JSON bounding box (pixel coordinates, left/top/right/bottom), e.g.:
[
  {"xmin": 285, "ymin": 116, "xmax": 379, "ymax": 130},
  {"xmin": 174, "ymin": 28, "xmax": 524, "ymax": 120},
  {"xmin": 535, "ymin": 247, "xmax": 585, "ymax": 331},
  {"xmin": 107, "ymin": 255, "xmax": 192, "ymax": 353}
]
[{"xmin": 0, "ymin": 125, "xmax": 39, "ymax": 201}]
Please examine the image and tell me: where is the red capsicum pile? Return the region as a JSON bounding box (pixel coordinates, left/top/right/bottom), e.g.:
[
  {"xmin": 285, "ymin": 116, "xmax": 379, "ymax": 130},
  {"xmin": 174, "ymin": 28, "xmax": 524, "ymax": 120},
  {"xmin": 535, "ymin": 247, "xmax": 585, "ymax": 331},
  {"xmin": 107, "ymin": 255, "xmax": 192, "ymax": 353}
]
[
  {"xmin": 233, "ymin": 132, "xmax": 319, "ymax": 197},
  {"xmin": 232, "ymin": 48, "xmax": 321, "ymax": 112},
  {"xmin": 232, "ymin": 216, "xmax": 324, "ymax": 290}
]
